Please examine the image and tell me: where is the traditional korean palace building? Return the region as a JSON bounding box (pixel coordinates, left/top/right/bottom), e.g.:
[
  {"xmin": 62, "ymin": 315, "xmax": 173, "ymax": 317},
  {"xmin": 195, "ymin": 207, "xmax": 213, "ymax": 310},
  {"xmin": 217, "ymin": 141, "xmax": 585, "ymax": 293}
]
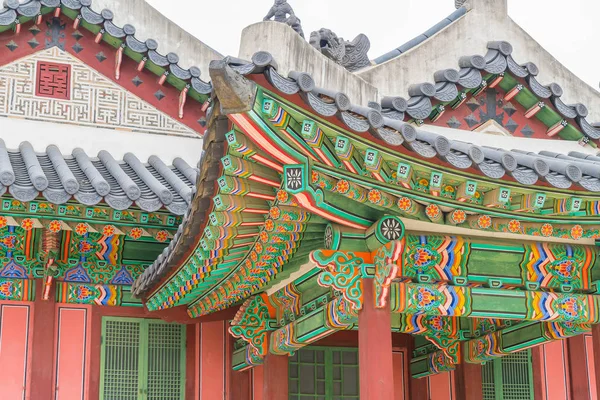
[{"xmin": 1, "ymin": 0, "xmax": 600, "ymax": 399}]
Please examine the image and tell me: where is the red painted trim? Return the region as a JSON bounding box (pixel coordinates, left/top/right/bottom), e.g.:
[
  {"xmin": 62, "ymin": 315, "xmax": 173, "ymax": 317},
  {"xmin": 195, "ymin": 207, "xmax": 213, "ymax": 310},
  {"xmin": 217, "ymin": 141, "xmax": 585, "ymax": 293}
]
[
  {"xmin": 30, "ymin": 279, "xmax": 57, "ymax": 400},
  {"xmin": 358, "ymin": 278, "xmax": 395, "ymax": 400}
]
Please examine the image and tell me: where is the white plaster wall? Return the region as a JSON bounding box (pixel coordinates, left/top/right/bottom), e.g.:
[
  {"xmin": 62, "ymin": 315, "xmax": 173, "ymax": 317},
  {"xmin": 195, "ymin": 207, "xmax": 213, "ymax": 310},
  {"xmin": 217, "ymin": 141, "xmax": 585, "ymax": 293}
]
[
  {"xmin": 358, "ymin": 0, "xmax": 600, "ymax": 121},
  {"xmin": 0, "ymin": 117, "xmax": 203, "ymax": 165},
  {"xmin": 93, "ymin": 0, "xmax": 222, "ymax": 75},
  {"xmin": 238, "ymin": 22, "xmax": 378, "ymax": 107}
]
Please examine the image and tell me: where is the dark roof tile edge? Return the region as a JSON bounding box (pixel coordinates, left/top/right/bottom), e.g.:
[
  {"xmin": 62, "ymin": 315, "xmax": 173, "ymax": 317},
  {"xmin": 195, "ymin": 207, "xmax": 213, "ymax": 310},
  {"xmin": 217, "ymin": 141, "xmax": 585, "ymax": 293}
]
[{"xmin": 373, "ymin": 7, "xmax": 468, "ymax": 65}]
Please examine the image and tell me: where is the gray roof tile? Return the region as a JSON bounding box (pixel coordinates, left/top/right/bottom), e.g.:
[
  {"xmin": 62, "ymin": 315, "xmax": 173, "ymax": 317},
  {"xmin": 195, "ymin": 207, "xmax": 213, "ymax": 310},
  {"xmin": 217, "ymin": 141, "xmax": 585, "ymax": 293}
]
[{"xmin": 0, "ymin": 141, "xmax": 197, "ymax": 215}]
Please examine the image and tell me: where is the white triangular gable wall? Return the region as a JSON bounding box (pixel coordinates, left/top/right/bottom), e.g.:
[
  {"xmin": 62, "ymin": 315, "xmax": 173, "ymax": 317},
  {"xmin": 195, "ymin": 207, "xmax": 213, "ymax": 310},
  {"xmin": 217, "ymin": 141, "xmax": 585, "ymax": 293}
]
[{"xmin": 0, "ymin": 47, "xmax": 197, "ymax": 138}]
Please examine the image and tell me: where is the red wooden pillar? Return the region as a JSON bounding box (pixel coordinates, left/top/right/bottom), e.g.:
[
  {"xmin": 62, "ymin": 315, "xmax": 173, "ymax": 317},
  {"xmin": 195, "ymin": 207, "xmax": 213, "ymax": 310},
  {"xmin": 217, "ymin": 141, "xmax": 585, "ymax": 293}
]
[
  {"xmin": 200, "ymin": 321, "xmax": 227, "ymax": 400},
  {"xmin": 252, "ymin": 365, "xmax": 265, "ymax": 400},
  {"xmin": 358, "ymin": 278, "xmax": 395, "ymax": 399},
  {"xmin": 454, "ymin": 355, "xmax": 482, "ymax": 400},
  {"xmin": 227, "ymin": 329, "xmax": 251, "ymax": 400},
  {"xmin": 567, "ymin": 334, "xmax": 594, "ymax": 400},
  {"xmin": 29, "ymin": 279, "xmax": 57, "ymax": 400},
  {"xmin": 263, "ymin": 353, "xmax": 288, "ymax": 399}
]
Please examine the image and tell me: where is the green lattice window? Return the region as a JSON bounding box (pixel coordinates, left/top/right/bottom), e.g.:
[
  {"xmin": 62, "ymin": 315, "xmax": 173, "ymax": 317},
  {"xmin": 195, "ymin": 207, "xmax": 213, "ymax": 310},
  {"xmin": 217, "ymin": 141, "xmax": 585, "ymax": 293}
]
[
  {"xmin": 482, "ymin": 350, "xmax": 534, "ymax": 400},
  {"xmin": 289, "ymin": 347, "xmax": 359, "ymax": 400},
  {"xmin": 100, "ymin": 317, "xmax": 186, "ymax": 400}
]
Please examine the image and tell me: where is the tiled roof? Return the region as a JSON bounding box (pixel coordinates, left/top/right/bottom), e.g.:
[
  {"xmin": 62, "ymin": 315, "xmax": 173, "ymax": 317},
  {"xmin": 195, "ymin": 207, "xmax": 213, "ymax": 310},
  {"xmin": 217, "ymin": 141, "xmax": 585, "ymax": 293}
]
[
  {"xmin": 0, "ymin": 140, "xmax": 197, "ymax": 215},
  {"xmin": 222, "ymin": 44, "xmax": 600, "ymax": 191}
]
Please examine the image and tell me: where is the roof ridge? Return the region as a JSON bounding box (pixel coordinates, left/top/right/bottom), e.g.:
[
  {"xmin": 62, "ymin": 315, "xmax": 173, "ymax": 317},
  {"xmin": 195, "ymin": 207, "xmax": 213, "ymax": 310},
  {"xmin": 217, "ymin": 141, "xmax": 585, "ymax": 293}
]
[{"xmin": 373, "ymin": 6, "xmax": 467, "ymax": 65}]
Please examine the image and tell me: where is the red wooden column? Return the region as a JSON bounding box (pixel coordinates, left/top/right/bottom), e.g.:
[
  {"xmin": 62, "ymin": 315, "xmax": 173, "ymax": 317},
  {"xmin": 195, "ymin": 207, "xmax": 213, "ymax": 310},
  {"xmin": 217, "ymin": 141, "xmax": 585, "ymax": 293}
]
[
  {"xmin": 358, "ymin": 278, "xmax": 395, "ymax": 399},
  {"xmin": 29, "ymin": 279, "xmax": 57, "ymax": 400},
  {"xmin": 252, "ymin": 365, "xmax": 265, "ymax": 400},
  {"xmin": 200, "ymin": 321, "xmax": 227, "ymax": 400},
  {"xmin": 454, "ymin": 352, "xmax": 483, "ymax": 400},
  {"xmin": 227, "ymin": 329, "xmax": 251, "ymax": 400},
  {"xmin": 567, "ymin": 334, "xmax": 594, "ymax": 400},
  {"xmin": 263, "ymin": 353, "xmax": 289, "ymax": 399}
]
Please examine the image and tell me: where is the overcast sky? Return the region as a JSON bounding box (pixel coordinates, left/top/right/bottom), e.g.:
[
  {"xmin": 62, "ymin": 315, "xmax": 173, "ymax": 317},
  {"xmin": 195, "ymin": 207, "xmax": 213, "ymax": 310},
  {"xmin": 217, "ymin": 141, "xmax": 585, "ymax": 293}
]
[{"xmin": 145, "ymin": 0, "xmax": 599, "ymax": 89}]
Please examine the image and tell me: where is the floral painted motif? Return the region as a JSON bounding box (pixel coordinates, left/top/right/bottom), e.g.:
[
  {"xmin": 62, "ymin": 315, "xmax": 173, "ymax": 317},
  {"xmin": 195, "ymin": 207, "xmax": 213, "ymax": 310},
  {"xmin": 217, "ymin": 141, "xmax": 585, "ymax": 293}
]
[
  {"xmin": 103, "ymin": 225, "xmax": 116, "ymax": 237},
  {"xmin": 477, "ymin": 215, "xmax": 491, "ymax": 229},
  {"xmin": 276, "ymin": 190, "xmax": 289, "ymax": 202},
  {"xmin": 259, "ymin": 231, "xmax": 269, "ymax": 243},
  {"xmin": 155, "ymin": 230, "xmax": 169, "ymax": 242},
  {"xmin": 571, "ymin": 225, "xmax": 583, "ymax": 240},
  {"xmin": 311, "ymin": 171, "xmax": 319, "ymax": 183},
  {"xmin": 557, "ymin": 296, "xmax": 583, "ymax": 321},
  {"xmin": 75, "ymin": 223, "xmax": 88, "ymax": 235},
  {"xmin": 20, "ymin": 218, "xmax": 33, "ymax": 231},
  {"xmin": 0, "ymin": 216, "xmax": 7, "ymax": 229},
  {"xmin": 508, "ymin": 220, "xmax": 521, "ymax": 233},
  {"xmin": 541, "ymin": 223, "xmax": 553, "ymax": 237},
  {"xmin": 48, "ymin": 220, "xmax": 61, "ymax": 233},
  {"xmin": 415, "ymin": 286, "xmax": 439, "ymax": 312},
  {"xmin": 264, "ymin": 220, "xmax": 275, "ymax": 232},
  {"xmin": 368, "ymin": 189, "xmax": 382, "ymax": 204},
  {"xmin": 129, "ymin": 227, "xmax": 143, "ymax": 240},
  {"xmin": 269, "ymin": 207, "xmax": 281, "ymax": 219},
  {"xmin": 397, "ymin": 197, "xmax": 412, "ymax": 211},
  {"xmin": 336, "ymin": 179, "xmax": 350, "ymax": 194},
  {"xmin": 425, "ymin": 204, "xmax": 441, "ymax": 219},
  {"xmin": 450, "ymin": 209, "xmax": 466, "ymax": 224}
]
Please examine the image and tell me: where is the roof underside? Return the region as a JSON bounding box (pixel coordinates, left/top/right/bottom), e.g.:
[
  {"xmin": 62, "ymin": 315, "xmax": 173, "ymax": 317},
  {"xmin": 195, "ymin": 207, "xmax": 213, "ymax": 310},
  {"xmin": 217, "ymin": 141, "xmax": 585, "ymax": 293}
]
[{"xmin": 133, "ymin": 40, "xmax": 600, "ymax": 315}]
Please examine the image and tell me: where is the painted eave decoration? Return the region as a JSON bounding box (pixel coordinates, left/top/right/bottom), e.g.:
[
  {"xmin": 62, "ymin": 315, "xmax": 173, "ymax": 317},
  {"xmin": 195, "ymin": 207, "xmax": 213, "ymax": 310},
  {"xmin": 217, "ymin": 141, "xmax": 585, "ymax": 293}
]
[{"xmin": 134, "ymin": 37, "xmax": 600, "ymax": 328}]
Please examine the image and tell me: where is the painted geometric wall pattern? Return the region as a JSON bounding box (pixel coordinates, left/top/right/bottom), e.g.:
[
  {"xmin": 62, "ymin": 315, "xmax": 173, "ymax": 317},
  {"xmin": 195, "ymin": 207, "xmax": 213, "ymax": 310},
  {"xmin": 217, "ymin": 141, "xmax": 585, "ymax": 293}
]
[{"xmin": 0, "ymin": 47, "xmax": 197, "ymax": 137}]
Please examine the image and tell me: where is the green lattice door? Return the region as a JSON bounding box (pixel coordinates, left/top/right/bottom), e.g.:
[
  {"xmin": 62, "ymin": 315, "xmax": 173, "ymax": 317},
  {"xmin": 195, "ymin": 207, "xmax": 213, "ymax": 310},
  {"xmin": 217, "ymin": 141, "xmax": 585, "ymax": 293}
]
[
  {"xmin": 289, "ymin": 347, "xmax": 359, "ymax": 400},
  {"xmin": 482, "ymin": 349, "xmax": 534, "ymax": 400},
  {"xmin": 99, "ymin": 317, "xmax": 186, "ymax": 400}
]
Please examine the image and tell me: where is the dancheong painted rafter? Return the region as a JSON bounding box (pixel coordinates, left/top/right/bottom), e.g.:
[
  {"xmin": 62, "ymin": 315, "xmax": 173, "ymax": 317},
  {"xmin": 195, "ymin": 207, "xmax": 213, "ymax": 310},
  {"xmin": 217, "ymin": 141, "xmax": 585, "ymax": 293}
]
[{"xmin": 129, "ymin": 35, "xmax": 600, "ymax": 380}]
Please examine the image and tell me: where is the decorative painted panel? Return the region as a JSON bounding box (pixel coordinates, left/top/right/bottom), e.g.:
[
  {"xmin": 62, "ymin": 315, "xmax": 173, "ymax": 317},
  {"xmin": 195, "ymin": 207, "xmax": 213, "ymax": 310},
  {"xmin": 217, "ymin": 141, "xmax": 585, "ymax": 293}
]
[
  {"xmin": 0, "ymin": 47, "xmax": 196, "ymax": 137},
  {"xmin": 36, "ymin": 61, "xmax": 71, "ymax": 100}
]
